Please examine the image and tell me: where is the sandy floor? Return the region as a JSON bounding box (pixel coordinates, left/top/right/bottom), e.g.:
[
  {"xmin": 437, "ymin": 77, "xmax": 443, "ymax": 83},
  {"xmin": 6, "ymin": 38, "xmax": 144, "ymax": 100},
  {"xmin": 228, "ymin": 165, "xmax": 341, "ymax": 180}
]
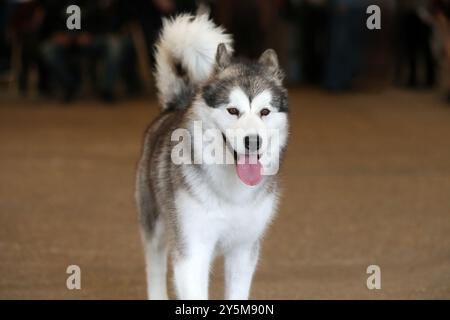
[{"xmin": 0, "ymin": 88, "xmax": 449, "ymax": 299}]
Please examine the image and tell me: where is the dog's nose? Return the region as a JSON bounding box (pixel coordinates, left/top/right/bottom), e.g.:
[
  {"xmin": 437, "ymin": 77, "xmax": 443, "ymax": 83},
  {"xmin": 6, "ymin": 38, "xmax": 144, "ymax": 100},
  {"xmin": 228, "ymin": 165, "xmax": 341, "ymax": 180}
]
[{"xmin": 244, "ymin": 135, "xmax": 262, "ymax": 151}]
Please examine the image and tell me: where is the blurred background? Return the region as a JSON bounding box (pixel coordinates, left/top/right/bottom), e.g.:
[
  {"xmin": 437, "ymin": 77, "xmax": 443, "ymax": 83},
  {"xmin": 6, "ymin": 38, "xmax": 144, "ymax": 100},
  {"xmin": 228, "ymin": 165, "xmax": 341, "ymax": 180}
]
[
  {"xmin": 0, "ymin": 0, "xmax": 450, "ymax": 299},
  {"xmin": 0, "ymin": 0, "xmax": 449, "ymax": 100}
]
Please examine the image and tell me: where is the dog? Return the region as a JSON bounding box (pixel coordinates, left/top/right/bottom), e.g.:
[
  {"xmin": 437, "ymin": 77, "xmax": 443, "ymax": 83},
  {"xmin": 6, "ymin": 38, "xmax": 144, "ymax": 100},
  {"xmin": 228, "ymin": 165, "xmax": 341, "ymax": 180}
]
[{"xmin": 136, "ymin": 10, "xmax": 289, "ymax": 300}]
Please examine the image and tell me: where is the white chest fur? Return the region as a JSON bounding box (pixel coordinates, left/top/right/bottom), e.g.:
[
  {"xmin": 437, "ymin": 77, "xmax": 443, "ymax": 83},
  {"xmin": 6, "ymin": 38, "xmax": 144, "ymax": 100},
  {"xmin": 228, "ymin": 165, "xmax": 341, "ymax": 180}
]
[{"xmin": 175, "ymin": 164, "xmax": 277, "ymax": 252}]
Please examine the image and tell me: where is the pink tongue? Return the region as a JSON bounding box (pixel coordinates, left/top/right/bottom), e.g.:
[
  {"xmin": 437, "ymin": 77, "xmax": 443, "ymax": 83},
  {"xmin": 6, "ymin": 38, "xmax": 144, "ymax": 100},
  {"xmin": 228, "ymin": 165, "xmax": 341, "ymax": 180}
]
[{"xmin": 236, "ymin": 154, "xmax": 263, "ymax": 186}]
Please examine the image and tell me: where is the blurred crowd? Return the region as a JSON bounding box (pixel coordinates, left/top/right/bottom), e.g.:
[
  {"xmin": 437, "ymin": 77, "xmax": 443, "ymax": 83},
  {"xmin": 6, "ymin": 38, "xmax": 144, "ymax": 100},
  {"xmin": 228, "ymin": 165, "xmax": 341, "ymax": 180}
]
[
  {"xmin": 0, "ymin": 0, "xmax": 196, "ymax": 102},
  {"xmin": 0, "ymin": 0, "xmax": 449, "ymax": 103}
]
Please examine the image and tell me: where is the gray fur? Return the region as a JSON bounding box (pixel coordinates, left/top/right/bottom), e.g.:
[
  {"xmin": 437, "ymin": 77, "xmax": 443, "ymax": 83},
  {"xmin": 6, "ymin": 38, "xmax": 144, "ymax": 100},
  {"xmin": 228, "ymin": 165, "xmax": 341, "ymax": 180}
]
[{"xmin": 136, "ymin": 110, "xmax": 187, "ymax": 246}]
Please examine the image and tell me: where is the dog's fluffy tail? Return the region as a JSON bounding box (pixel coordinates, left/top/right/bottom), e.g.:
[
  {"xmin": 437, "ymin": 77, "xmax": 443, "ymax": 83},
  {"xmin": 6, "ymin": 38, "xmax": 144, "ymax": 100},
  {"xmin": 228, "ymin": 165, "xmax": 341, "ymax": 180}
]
[{"xmin": 154, "ymin": 11, "xmax": 233, "ymax": 111}]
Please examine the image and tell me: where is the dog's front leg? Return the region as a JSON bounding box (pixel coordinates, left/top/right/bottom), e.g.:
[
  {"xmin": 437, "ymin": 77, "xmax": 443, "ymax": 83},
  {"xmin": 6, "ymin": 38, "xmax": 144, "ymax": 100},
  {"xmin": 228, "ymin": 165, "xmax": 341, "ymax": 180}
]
[
  {"xmin": 224, "ymin": 241, "xmax": 260, "ymax": 300},
  {"xmin": 173, "ymin": 242, "xmax": 214, "ymax": 300}
]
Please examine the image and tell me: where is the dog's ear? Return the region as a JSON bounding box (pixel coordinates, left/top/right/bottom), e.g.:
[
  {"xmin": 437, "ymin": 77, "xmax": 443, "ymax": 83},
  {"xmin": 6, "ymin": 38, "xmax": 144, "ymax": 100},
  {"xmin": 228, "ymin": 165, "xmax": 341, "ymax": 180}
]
[
  {"xmin": 259, "ymin": 49, "xmax": 284, "ymax": 83},
  {"xmin": 216, "ymin": 43, "xmax": 231, "ymax": 70}
]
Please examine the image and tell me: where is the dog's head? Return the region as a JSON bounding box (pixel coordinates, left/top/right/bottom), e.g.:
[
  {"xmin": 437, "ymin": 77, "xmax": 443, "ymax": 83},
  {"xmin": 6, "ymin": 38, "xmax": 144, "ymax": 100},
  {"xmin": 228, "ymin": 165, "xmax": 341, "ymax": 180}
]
[{"xmin": 196, "ymin": 44, "xmax": 289, "ymax": 186}]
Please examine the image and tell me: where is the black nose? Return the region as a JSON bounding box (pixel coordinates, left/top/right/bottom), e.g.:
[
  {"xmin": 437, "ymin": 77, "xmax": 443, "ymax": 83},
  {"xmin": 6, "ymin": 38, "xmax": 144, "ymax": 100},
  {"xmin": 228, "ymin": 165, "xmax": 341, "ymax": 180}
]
[{"xmin": 244, "ymin": 135, "xmax": 262, "ymax": 151}]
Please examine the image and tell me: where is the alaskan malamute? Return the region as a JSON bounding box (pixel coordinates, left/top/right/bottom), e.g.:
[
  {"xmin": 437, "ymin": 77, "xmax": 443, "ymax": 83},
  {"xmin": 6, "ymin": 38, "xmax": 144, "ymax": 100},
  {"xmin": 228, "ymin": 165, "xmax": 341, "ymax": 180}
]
[{"xmin": 136, "ymin": 10, "xmax": 289, "ymax": 300}]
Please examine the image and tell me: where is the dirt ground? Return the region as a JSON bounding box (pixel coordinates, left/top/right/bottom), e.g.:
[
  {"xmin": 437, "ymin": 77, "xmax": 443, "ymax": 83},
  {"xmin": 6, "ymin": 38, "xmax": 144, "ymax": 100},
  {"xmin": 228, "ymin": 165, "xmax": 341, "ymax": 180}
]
[{"xmin": 1, "ymin": 88, "xmax": 449, "ymax": 299}]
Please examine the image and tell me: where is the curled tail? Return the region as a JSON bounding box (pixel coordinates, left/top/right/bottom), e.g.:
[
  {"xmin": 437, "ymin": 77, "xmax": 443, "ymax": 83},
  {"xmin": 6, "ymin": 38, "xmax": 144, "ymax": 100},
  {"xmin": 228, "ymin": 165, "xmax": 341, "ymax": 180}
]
[{"xmin": 154, "ymin": 11, "xmax": 233, "ymax": 111}]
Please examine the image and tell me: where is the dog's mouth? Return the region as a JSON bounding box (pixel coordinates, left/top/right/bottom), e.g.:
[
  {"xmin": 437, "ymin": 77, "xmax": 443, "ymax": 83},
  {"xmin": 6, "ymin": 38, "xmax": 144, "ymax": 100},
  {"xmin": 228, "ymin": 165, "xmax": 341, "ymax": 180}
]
[{"xmin": 222, "ymin": 133, "xmax": 263, "ymax": 187}]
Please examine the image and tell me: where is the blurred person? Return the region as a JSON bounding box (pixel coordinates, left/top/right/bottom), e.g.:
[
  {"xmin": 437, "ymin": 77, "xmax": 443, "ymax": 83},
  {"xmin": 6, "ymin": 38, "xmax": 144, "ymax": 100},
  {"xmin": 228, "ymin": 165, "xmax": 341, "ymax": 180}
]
[
  {"xmin": 39, "ymin": 0, "xmax": 97, "ymax": 102},
  {"xmin": 216, "ymin": 0, "xmax": 276, "ymax": 59},
  {"xmin": 130, "ymin": 0, "xmax": 173, "ymax": 67},
  {"xmin": 356, "ymin": 0, "xmax": 397, "ymax": 90},
  {"xmin": 93, "ymin": 0, "xmax": 197, "ymax": 100},
  {"xmin": 431, "ymin": 0, "xmax": 450, "ymax": 102},
  {"xmin": 86, "ymin": 0, "xmax": 139, "ymax": 102},
  {"xmin": 395, "ymin": 0, "xmax": 437, "ymax": 89},
  {"xmin": 0, "ymin": 0, "xmax": 11, "ymax": 75},
  {"xmin": 130, "ymin": 0, "xmax": 196, "ymax": 67},
  {"xmin": 39, "ymin": 0, "xmax": 138, "ymax": 103},
  {"xmin": 272, "ymin": 0, "xmax": 302, "ymax": 83},
  {"xmin": 298, "ymin": 0, "xmax": 329, "ymax": 85},
  {"xmin": 324, "ymin": 0, "xmax": 369, "ymax": 91},
  {"xmin": 7, "ymin": 0, "xmax": 50, "ymax": 95}
]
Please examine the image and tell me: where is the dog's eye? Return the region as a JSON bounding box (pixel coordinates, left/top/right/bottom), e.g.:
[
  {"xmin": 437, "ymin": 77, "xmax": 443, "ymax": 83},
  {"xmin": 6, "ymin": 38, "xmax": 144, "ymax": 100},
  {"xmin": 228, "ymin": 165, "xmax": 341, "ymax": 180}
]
[
  {"xmin": 260, "ymin": 108, "xmax": 271, "ymax": 117},
  {"xmin": 227, "ymin": 107, "xmax": 239, "ymax": 116}
]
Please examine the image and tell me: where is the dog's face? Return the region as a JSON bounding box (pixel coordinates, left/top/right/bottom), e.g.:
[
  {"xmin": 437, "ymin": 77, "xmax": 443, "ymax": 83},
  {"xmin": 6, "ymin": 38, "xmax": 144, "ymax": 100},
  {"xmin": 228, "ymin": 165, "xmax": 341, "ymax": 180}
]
[{"xmin": 199, "ymin": 44, "xmax": 289, "ymax": 185}]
